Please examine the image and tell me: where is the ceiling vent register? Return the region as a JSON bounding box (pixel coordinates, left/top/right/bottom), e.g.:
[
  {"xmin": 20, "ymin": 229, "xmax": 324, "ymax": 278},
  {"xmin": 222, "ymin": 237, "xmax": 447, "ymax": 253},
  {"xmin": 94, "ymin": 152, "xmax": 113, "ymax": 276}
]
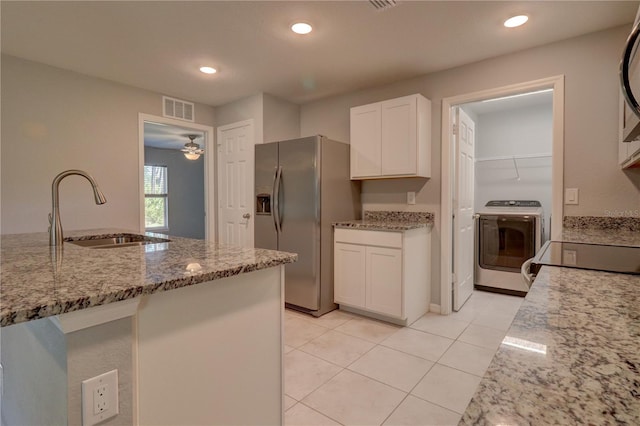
[
  {"xmin": 163, "ymin": 96, "xmax": 195, "ymax": 122},
  {"xmin": 369, "ymin": 0, "xmax": 398, "ymax": 11}
]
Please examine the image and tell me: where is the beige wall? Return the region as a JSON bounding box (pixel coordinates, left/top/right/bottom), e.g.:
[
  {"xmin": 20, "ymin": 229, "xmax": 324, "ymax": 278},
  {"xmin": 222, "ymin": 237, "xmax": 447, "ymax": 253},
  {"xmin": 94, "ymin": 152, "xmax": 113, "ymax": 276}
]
[
  {"xmin": 215, "ymin": 92, "xmax": 264, "ymax": 143},
  {"xmin": 300, "ymin": 25, "xmax": 640, "ymax": 304},
  {"xmin": 1, "ymin": 319, "xmax": 68, "ymax": 425},
  {"xmin": 2, "ymin": 316, "xmax": 135, "ymax": 426},
  {"xmin": 66, "ymin": 318, "xmax": 134, "ymax": 426},
  {"xmin": 263, "ymin": 93, "xmax": 300, "ymax": 143},
  {"xmin": 1, "ymin": 55, "xmax": 215, "ymax": 234},
  {"xmin": 215, "ymin": 92, "xmax": 300, "ymax": 144}
]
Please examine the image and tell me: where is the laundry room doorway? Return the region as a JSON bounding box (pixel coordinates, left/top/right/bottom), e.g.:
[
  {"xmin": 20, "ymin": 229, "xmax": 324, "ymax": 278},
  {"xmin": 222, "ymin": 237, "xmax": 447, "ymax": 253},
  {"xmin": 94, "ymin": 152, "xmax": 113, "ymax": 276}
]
[{"xmin": 441, "ymin": 76, "xmax": 565, "ymax": 314}]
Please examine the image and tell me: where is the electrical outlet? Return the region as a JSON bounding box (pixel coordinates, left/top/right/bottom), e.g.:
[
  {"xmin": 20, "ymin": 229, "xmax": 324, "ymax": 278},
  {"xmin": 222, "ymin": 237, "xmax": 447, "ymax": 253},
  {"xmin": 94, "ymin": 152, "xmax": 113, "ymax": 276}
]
[
  {"xmin": 407, "ymin": 191, "xmax": 416, "ymax": 205},
  {"xmin": 94, "ymin": 384, "xmax": 109, "ymax": 414},
  {"xmin": 82, "ymin": 369, "xmax": 119, "ymax": 426}
]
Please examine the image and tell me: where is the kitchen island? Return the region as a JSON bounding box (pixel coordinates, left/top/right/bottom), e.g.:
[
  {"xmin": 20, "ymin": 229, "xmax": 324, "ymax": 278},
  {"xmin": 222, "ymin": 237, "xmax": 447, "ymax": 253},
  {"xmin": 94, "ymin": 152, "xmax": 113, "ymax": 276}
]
[
  {"xmin": 461, "ymin": 218, "xmax": 640, "ymax": 424},
  {"xmin": 1, "ymin": 230, "xmax": 296, "ymax": 425}
]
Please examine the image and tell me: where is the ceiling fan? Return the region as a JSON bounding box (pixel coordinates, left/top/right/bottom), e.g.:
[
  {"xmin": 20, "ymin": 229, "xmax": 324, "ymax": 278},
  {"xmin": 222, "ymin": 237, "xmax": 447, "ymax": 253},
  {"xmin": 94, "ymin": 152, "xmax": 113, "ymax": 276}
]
[{"xmin": 181, "ymin": 134, "xmax": 204, "ymax": 160}]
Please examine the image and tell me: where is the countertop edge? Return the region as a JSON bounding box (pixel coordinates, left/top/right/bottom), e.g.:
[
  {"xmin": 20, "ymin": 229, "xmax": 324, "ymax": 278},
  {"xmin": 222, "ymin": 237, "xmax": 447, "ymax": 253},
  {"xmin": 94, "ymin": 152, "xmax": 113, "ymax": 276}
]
[{"xmin": 1, "ymin": 253, "xmax": 296, "ymax": 328}]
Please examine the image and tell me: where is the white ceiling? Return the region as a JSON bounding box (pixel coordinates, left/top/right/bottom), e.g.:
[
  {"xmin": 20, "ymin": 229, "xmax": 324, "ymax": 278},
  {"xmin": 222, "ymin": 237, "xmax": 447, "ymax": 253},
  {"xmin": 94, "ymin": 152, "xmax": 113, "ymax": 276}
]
[
  {"xmin": 462, "ymin": 89, "xmax": 553, "ymax": 116},
  {"xmin": 1, "ymin": 1, "xmax": 637, "ymax": 108},
  {"xmin": 144, "ymin": 122, "xmax": 205, "ymax": 151}
]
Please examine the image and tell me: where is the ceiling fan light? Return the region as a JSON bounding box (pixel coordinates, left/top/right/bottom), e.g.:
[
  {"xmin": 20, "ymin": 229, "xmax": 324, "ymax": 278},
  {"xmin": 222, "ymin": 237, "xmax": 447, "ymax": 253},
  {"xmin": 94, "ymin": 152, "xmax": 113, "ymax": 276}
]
[
  {"xmin": 184, "ymin": 152, "xmax": 201, "ymax": 160},
  {"xmin": 182, "ymin": 134, "xmax": 203, "ymax": 160}
]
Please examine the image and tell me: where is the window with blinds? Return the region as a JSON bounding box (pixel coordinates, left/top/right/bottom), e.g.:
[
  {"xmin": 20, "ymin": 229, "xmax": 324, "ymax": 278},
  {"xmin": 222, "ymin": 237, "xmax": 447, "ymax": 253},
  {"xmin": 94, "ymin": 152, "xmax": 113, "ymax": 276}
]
[{"xmin": 144, "ymin": 165, "xmax": 168, "ymax": 231}]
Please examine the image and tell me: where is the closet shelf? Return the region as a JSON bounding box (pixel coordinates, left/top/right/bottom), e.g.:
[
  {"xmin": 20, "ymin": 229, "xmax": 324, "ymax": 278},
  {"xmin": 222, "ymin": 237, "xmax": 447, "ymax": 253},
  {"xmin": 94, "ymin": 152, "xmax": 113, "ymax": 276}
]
[
  {"xmin": 475, "ymin": 153, "xmax": 552, "ymax": 181},
  {"xmin": 475, "ymin": 153, "xmax": 552, "ymax": 162}
]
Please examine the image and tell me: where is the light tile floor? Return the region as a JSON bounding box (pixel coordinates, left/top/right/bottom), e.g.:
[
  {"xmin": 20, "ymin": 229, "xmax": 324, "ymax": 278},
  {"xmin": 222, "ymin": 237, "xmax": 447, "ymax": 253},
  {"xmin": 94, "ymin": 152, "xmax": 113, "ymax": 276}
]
[{"xmin": 284, "ymin": 290, "xmax": 524, "ymax": 426}]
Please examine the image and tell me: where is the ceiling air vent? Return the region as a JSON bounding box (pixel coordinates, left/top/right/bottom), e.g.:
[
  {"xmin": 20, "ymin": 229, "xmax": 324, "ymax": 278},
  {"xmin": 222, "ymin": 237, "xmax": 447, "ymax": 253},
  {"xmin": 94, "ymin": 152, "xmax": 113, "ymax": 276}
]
[
  {"xmin": 369, "ymin": 0, "xmax": 398, "ymax": 11},
  {"xmin": 163, "ymin": 96, "xmax": 195, "ymax": 122}
]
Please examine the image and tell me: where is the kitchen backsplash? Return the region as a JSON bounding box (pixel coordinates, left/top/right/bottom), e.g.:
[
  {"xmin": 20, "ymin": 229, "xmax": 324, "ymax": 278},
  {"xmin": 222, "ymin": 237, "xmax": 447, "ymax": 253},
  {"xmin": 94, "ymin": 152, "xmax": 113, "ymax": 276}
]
[
  {"xmin": 563, "ymin": 216, "xmax": 640, "ymax": 232},
  {"xmin": 364, "ymin": 211, "xmax": 434, "ymax": 224}
]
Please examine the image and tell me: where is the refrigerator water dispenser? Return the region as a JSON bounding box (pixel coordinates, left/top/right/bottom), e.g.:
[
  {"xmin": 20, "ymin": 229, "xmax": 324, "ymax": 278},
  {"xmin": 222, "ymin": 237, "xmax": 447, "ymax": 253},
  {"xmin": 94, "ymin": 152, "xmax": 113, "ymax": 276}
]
[{"xmin": 256, "ymin": 193, "xmax": 271, "ymax": 215}]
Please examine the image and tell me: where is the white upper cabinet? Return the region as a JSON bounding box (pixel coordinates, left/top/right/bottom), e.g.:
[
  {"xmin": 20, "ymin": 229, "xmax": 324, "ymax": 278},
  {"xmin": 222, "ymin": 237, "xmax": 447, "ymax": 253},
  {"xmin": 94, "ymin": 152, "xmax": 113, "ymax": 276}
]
[
  {"xmin": 350, "ymin": 103, "xmax": 382, "ymax": 177},
  {"xmin": 350, "ymin": 94, "xmax": 431, "ymax": 179}
]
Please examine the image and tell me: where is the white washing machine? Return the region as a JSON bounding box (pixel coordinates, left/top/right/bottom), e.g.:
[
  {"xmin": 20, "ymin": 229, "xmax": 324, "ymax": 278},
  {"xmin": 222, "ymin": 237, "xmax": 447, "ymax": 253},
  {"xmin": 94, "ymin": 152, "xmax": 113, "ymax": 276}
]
[{"xmin": 474, "ymin": 200, "xmax": 544, "ymax": 295}]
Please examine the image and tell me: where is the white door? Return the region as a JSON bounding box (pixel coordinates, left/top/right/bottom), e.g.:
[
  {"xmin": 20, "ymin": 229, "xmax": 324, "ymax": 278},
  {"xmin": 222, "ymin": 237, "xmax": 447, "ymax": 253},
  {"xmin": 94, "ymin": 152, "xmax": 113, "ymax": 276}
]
[
  {"xmin": 453, "ymin": 107, "xmax": 475, "ymax": 311},
  {"xmin": 217, "ymin": 120, "xmax": 254, "ymax": 248}
]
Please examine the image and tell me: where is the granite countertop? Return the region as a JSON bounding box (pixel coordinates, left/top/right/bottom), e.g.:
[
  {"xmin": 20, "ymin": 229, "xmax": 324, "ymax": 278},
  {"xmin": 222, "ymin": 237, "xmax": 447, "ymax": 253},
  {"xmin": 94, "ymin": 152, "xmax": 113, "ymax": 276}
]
[
  {"xmin": 0, "ymin": 229, "xmax": 297, "ymax": 327},
  {"xmin": 461, "ymin": 266, "xmax": 640, "ymax": 424},
  {"xmin": 462, "ymin": 218, "xmax": 640, "ymax": 424},
  {"xmin": 334, "ymin": 210, "xmax": 434, "ymax": 231}
]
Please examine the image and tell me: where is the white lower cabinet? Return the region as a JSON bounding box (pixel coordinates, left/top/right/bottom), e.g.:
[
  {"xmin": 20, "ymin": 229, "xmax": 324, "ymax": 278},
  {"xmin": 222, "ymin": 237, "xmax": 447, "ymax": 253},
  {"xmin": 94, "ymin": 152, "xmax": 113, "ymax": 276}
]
[
  {"xmin": 334, "ymin": 243, "xmax": 366, "ymax": 307},
  {"xmin": 366, "ymin": 246, "xmax": 403, "ymax": 317},
  {"xmin": 334, "ymin": 227, "xmax": 430, "ymax": 325}
]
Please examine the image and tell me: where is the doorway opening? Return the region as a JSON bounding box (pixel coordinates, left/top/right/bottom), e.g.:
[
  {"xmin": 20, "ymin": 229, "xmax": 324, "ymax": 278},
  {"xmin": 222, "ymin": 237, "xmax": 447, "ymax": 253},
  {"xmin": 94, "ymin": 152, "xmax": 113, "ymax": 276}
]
[
  {"xmin": 138, "ymin": 113, "xmax": 215, "ymax": 240},
  {"xmin": 440, "ymin": 76, "xmax": 564, "ymax": 314}
]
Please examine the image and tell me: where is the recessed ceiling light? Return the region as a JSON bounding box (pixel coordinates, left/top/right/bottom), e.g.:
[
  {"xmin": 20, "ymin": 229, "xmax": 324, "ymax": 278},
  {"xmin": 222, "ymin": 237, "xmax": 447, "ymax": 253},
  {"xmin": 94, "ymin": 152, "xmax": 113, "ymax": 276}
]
[
  {"xmin": 291, "ymin": 22, "xmax": 312, "ymax": 35},
  {"xmin": 504, "ymin": 15, "xmax": 528, "ymax": 28},
  {"xmin": 199, "ymin": 66, "xmax": 217, "ymax": 74}
]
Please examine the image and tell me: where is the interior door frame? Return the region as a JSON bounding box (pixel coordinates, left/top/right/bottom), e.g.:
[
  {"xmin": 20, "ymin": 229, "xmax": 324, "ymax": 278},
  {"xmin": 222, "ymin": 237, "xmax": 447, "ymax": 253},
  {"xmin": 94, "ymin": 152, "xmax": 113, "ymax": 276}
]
[
  {"xmin": 440, "ymin": 75, "xmax": 565, "ymax": 315},
  {"xmin": 138, "ymin": 113, "xmax": 215, "ymax": 240}
]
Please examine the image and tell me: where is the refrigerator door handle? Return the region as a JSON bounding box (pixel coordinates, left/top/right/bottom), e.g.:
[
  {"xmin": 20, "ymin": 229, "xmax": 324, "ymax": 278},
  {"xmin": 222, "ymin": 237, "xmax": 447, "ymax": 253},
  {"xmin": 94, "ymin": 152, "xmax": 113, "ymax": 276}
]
[{"xmin": 273, "ymin": 166, "xmax": 282, "ymax": 233}]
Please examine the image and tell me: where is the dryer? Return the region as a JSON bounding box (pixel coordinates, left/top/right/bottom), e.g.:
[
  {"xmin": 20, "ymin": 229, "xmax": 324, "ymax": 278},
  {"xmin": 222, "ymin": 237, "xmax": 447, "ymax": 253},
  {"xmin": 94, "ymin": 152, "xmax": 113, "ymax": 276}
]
[{"xmin": 474, "ymin": 200, "xmax": 544, "ymax": 295}]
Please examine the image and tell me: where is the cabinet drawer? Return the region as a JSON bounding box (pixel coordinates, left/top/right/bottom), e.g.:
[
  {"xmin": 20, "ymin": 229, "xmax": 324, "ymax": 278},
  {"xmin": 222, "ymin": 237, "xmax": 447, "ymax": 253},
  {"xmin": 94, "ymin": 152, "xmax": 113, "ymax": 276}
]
[{"xmin": 334, "ymin": 228, "xmax": 402, "ymax": 248}]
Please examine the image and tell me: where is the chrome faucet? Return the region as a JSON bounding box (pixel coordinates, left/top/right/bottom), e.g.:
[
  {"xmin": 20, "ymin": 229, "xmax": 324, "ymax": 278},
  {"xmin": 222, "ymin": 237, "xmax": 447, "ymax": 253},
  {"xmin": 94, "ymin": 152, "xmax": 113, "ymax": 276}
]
[{"xmin": 49, "ymin": 170, "xmax": 107, "ymax": 246}]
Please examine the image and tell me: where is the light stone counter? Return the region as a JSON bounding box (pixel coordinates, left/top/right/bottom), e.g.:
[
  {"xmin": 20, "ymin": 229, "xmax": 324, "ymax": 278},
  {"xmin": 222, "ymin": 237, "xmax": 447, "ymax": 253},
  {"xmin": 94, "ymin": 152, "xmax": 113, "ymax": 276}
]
[
  {"xmin": 1, "ymin": 229, "xmax": 296, "ymax": 327},
  {"xmin": 334, "ymin": 210, "xmax": 434, "ymax": 231},
  {"xmin": 461, "ymin": 218, "xmax": 640, "ymax": 425},
  {"xmin": 460, "ymin": 266, "xmax": 640, "ymax": 425}
]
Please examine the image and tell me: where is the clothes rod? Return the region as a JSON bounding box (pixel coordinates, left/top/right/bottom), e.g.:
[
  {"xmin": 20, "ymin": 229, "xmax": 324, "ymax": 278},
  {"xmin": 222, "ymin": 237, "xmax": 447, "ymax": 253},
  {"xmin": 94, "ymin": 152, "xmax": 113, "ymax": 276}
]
[{"xmin": 475, "ymin": 153, "xmax": 552, "ymax": 162}]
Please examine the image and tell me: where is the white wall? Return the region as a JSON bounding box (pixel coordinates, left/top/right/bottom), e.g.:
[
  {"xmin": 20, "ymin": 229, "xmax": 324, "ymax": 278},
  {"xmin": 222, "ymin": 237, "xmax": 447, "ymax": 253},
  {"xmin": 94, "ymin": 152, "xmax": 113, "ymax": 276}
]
[
  {"xmin": 0, "ymin": 55, "xmax": 216, "ymax": 235},
  {"xmin": 473, "ymin": 103, "xmax": 553, "ymax": 240},
  {"xmin": 144, "ymin": 147, "xmax": 205, "ymax": 239},
  {"xmin": 300, "ymin": 25, "xmax": 640, "ymax": 305}
]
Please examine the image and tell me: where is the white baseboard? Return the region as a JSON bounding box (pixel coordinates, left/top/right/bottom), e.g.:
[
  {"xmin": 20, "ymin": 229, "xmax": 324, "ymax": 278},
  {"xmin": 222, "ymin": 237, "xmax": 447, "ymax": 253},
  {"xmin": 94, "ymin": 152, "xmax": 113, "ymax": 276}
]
[{"xmin": 429, "ymin": 303, "xmax": 441, "ymax": 314}]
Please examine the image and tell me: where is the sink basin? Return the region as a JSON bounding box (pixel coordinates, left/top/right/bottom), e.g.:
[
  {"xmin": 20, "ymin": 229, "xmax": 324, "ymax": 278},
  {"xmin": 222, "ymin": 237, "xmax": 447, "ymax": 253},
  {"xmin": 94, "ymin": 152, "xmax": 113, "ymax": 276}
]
[{"xmin": 65, "ymin": 233, "xmax": 171, "ymax": 249}]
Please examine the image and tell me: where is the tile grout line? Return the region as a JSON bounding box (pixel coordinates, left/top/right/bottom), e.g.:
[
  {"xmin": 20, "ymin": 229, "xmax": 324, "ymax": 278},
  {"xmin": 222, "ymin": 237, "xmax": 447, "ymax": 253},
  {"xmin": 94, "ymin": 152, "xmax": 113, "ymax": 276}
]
[{"xmin": 283, "ymin": 294, "xmax": 523, "ymax": 425}]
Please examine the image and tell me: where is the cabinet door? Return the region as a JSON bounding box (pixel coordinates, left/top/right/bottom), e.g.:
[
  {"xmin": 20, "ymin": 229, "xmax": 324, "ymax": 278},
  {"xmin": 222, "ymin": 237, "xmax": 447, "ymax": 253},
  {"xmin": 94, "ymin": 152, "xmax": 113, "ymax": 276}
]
[
  {"xmin": 350, "ymin": 103, "xmax": 382, "ymax": 178},
  {"xmin": 381, "ymin": 95, "xmax": 417, "ymax": 176},
  {"xmin": 365, "ymin": 246, "xmax": 402, "ymax": 317},
  {"xmin": 334, "ymin": 243, "xmax": 366, "ymax": 308}
]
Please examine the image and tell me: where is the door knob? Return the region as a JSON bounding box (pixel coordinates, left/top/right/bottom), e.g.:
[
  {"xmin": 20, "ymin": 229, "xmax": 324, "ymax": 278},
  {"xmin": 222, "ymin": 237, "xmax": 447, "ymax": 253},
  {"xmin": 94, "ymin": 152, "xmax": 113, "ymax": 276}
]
[{"xmin": 242, "ymin": 213, "xmax": 251, "ymax": 219}]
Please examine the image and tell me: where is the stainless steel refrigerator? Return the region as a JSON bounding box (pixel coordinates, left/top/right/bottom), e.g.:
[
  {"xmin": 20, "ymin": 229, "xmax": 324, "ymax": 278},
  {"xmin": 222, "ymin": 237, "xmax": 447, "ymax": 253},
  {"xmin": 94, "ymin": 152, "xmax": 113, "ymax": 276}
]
[{"xmin": 255, "ymin": 135, "xmax": 361, "ymax": 316}]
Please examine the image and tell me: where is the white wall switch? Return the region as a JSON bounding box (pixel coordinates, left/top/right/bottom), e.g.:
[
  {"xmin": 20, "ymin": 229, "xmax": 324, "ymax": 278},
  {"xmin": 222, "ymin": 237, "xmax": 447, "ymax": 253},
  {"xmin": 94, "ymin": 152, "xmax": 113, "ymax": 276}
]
[
  {"xmin": 407, "ymin": 191, "xmax": 416, "ymax": 205},
  {"xmin": 82, "ymin": 369, "xmax": 119, "ymax": 426},
  {"xmin": 565, "ymin": 188, "xmax": 579, "ymax": 205}
]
